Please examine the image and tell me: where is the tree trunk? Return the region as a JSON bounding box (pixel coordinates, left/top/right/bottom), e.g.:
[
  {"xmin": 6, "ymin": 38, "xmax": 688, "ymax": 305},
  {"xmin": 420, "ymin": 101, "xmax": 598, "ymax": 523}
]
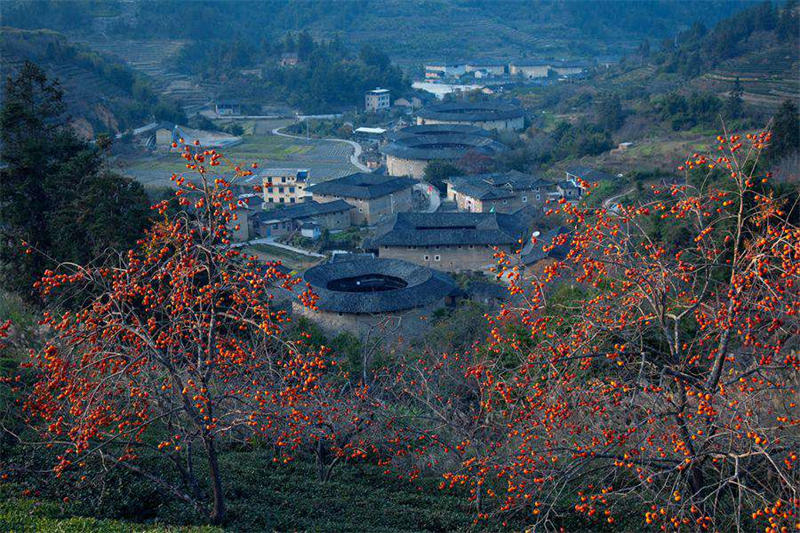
[{"xmin": 203, "ymin": 434, "xmax": 226, "ymax": 524}]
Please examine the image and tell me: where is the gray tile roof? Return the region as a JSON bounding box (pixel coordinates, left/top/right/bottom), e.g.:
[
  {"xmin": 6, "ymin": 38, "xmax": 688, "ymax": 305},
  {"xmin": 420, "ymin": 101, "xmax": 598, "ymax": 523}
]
[
  {"xmin": 447, "ymin": 171, "xmax": 556, "ymax": 200},
  {"xmin": 308, "ymin": 173, "xmax": 415, "ymax": 200},
  {"xmin": 254, "ymin": 200, "xmax": 353, "ymax": 223},
  {"xmin": 380, "ymin": 131, "xmax": 507, "ymax": 161},
  {"xmin": 303, "ymin": 258, "xmax": 456, "ymax": 313},
  {"xmin": 521, "ymin": 227, "xmax": 572, "ymax": 265},
  {"xmin": 416, "ymin": 100, "xmax": 524, "ymax": 122},
  {"xmin": 447, "ymin": 177, "xmax": 514, "ymax": 200},
  {"xmin": 565, "ymin": 166, "xmax": 616, "ymax": 182},
  {"xmin": 371, "ymin": 211, "xmax": 530, "ymax": 247},
  {"xmin": 387, "ymin": 124, "xmax": 490, "ymax": 141}
]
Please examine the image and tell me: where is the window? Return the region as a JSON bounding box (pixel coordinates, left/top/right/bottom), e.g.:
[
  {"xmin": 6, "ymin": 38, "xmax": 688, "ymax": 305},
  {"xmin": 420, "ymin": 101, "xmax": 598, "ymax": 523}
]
[
  {"xmin": 522, "ymin": 196, "xmax": 527, "ymax": 202},
  {"xmin": 536, "ymin": 194, "xmax": 541, "ymax": 200},
  {"xmin": 289, "ymin": 187, "xmax": 295, "ymax": 193},
  {"xmin": 268, "ymin": 198, "xmax": 274, "ymax": 203},
  {"xmin": 290, "ymin": 198, "xmax": 295, "ymax": 203},
  {"xmin": 423, "ymin": 255, "xmax": 430, "ymax": 261},
  {"xmin": 268, "ymin": 187, "xmax": 274, "ymax": 193},
  {"xmin": 434, "ymin": 255, "xmax": 441, "ymax": 262},
  {"xmin": 279, "ymin": 198, "xmax": 285, "ymax": 203},
  {"xmin": 278, "ymin": 187, "xmax": 284, "ymax": 193},
  {"xmin": 281, "ymin": 177, "xmax": 286, "ymax": 183},
  {"xmin": 502, "ymin": 199, "xmax": 508, "ymax": 204}
]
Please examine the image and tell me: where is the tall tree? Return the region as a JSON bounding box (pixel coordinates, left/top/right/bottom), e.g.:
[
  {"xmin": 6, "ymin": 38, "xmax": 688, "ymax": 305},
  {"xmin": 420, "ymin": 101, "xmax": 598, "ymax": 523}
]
[
  {"xmin": 595, "ymin": 92, "xmax": 624, "ymax": 131},
  {"xmin": 388, "ymin": 131, "xmax": 799, "ymax": 531},
  {"xmin": 22, "ymin": 154, "xmax": 340, "ymax": 523},
  {"xmin": 0, "ymin": 62, "xmax": 150, "ymax": 300},
  {"xmin": 768, "ymin": 99, "xmax": 800, "ymax": 162},
  {"xmin": 724, "ymin": 76, "xmax": 744, "ymax": 120}
]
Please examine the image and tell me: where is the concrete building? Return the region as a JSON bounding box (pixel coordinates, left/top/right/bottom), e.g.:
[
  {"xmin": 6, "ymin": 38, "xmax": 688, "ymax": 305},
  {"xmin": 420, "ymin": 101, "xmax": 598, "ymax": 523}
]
[
  {"xmin": 465, "ymin": 60, "xmax": 506, "ymax": 77},
  {"xmin": 252, "ymin": 199, "xmax": 353, "ymax": 238},
  {"xmin": 509, "ymin": 61, "xmax": 551, "ymax": 79},
  {"xmin": 557, "ymin": 180, "xmax": 582, "ymax": 201},
  {"xmin": 370, "ymin": 211, "xmax": 534, "ymax": 272},
  {"xmin": 262, "ymin": 168, "xmax": 310, "ymax": 206},
  {"xmin": 416, "ymin": 100, "xmax": 525, "ymax": 131},
  {"xmin": 215, "ymin": 99, "xmax": 242, "ymax": 116},
  {"xmin": 380, "ymin": 124, "xmax": 507, "ymax": 179},
  {"xmin": 424, "ymin": 63, "xmax": 467, "ymax": 80},
  {"xmin": 294, "ymin": 257, "xmax": 457, "ymax": 338},
  {"xmin": 309, "ymin": 172, "xmax": 415, "ymax": 225},
  {"xmin": 550, "ymin": 60, "xmax": 590, "ymax": 77},
  {"xmin": 365, "ymin": 88, "xmax": 391, "ymax": 112},
  {"xmin": 280, "ymin": 53, "xmax": 299, "ymax": 66},
  {"xmin": 445, "ymin": 171, "xmax": 555, "ymax": 213}
]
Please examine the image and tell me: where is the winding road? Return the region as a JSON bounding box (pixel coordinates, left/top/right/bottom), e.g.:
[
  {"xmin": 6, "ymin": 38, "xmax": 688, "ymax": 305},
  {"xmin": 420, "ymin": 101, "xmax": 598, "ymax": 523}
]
[
  {"xmin": 271, "ymin": 125, "xmax": 370, "ymax": 172},
  {"xmin": 602, "ymin": 187, "xmax": 635, "ymax": 209}
]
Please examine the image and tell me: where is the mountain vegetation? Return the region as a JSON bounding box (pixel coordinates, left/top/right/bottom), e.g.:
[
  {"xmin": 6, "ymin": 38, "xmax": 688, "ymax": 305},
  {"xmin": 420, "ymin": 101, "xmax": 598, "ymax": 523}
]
[
  {"xmin": 1, "ymin": 2, "xmax": 799, "ymax": 532},
  {"xmin": 172, "ymin": 32, "xmax": 407, "ymax": 113},
  {"xmin": 0, "ymin": 29, "xmax": 185, "ymax": 136},
  {"xmin": 0, "ymin": 63, "xmax": 151, "ymax": 300},
  {"xmin": 3, "ymin": 0, "xmax": 752, "ymax": 61}
]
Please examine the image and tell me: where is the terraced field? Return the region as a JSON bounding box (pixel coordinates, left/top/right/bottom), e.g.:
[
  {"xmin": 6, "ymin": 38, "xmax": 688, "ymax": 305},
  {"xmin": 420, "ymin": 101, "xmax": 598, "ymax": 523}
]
[
  {"xmin": 696, "ymin": 43, "xmax": 799, "ymax": 110},
  {"xmin": 77, "ymin": 38, "xmax": 216, "ymax": 112}
]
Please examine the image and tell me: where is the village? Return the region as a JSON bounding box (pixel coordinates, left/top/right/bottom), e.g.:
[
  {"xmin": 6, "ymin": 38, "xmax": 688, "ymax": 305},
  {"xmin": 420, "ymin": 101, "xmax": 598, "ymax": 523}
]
[{"xmin": 158, "ymin": 89, "xmax": 621, "ymax": 342}]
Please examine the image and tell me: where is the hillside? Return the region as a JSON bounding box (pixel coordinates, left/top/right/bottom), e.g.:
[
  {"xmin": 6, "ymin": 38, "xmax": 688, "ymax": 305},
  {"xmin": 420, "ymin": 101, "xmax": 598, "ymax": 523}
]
[
  {"xmin": 0, "ymin": 28, "xmax": 184, "ymax": 138},
  {"xmin": 3, "ymin": 0, "xmax": 752, "ymax": 63}
]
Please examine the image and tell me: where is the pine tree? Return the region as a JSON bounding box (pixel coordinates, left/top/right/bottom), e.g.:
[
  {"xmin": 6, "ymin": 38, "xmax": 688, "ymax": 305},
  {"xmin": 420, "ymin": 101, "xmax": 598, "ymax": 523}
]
[
  {"xmin": 768, "ymin": 99, "xmax": 800, "ymax": 162},
  {"xmin": 0, "ymin": 62, "xmax": 150, "ymax": 301},
  {"xmin": 724, "ymin": 77, "xmax": 744, "ymax": 120}
]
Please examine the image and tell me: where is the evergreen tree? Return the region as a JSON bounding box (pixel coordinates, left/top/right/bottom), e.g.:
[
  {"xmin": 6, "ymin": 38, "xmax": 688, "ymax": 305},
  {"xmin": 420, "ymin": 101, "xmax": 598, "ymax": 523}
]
[
  {"xmin": 0, "ymin": 62, "xmax": 150, "ymax": 301},
  {"xmin": 595, "ymin": 93, "xmax": 624, "ymax": 131},
  {"xmin": 768, "ymin": 99, "xmax": 800, "ymax": 162},
  {"xmin": 778, "ymin": 0, "xmax": 799, "ymax": 39},
  {"xmin": 724, "ymin": 77, "xmax": 744, "ymax": 120}
]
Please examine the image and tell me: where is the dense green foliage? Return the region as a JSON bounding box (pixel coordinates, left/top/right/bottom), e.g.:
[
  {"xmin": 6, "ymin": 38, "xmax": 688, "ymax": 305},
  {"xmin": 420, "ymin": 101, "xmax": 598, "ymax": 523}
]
[
  {"xmin": 172, "ymin": 33, "xmax": 406, "ymax": 113},
  {"xmin": 0, "ymin": 62, "xmax": 151, "ymax": 300},
  {"xmin": 654, "ymin": 1, "xmax": 797, "ymax": 75},
  {"xmin": 2, "ymin": 0, "xmax": 751, "ymax": 60},
  {"xmin": 768, "ymin": 99, "xmax": 800, "ymax": 161},
  {"xmin": 0, "ymin": 458, "xmax": 480, "ymax": 532},
  {"xmin": 0, "ymin": 29, "xmax": 185, "ymax": 133}
]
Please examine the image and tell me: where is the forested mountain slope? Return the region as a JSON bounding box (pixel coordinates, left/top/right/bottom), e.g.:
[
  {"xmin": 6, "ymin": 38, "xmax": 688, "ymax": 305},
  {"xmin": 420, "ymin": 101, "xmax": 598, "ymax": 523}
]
[
  {"xmin": 3, "ymin": 0, "xmax": 752, "ymax": 62},
  {"xmin": 0, "ymin": 29, "xmax": 184, "ymax": 137}
]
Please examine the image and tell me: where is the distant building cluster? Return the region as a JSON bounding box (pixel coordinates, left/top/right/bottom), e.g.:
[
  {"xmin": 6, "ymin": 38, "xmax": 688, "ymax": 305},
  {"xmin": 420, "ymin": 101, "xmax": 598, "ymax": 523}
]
[
  {"xmin": 445, "ymin": 171, "xmax": 557, "ymax": 213},
  {"xmin": 207, "ymin": 80, "xmax": 623, "ymax": 341},
  {"xmin": 423, "ymin": 59, "xmax": 591, "ymax": 81},
  {"xmin": 416, "ymin": 100, "xmax": 525, "ymax": 131},
  {"xmin": 380, "ymin": 124, "xmax": 507, "ymax": 179}
]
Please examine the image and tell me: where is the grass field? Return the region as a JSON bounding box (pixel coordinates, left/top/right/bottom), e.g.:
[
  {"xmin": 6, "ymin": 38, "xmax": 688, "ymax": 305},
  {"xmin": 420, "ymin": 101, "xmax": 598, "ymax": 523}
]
[
  {"xmin": 243, "ymin": 243, "xmax": 323, "ymax": 271},
  {"xmin": 120, "ymin": 123, "xmax": 358, "ymax": 188},
  {"xmin": 0, "ymin": 457, "xmax": 488, "ymax": 532}
]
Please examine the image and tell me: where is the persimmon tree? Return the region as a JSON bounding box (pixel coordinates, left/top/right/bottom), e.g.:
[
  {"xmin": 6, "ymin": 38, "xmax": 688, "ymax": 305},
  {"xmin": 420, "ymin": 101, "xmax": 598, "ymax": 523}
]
[
  {"xmin": 19, "ymin": 143, "xmax": 333, "ymax": 523},
  {"xmin": 389, "ymin": 131, "xmax": 799, "ymax": 531}
]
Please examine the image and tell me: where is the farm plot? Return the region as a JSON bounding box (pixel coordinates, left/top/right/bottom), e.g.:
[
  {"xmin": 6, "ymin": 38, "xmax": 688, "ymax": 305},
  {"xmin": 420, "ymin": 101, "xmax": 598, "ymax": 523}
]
[{"xmin": 120, "ymin": 121, "xmax": 360, "ymax": 187}]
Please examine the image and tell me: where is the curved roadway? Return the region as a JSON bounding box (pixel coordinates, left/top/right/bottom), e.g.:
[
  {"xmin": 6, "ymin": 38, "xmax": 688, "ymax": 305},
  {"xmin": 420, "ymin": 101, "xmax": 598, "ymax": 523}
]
[{"xmin": 271, "ymin": 125, "xmax": 370, "ymax": 172}]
